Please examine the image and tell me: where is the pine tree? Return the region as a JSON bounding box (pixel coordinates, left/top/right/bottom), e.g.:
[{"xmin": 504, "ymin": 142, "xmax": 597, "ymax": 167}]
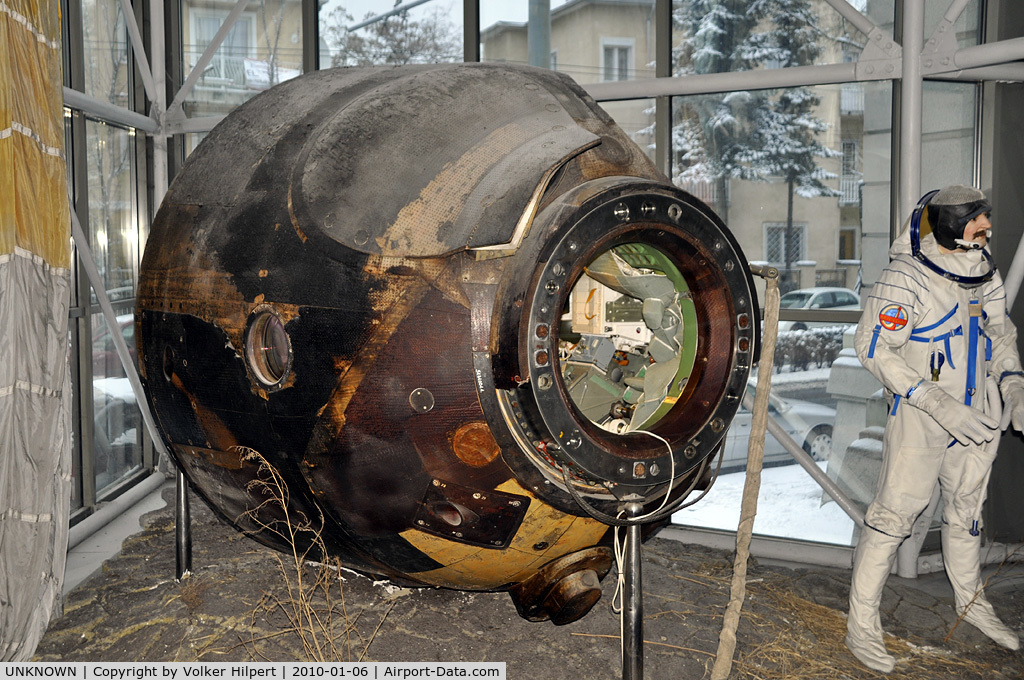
[
  {"xmin": 741, "ymin": 0, "xmax": 841, "ymax": 279},
  {"xmin": 672, "ymin": 0, "xmax": 763, "ymax": 222},
  {"xmin": 672, "ymin": 0, "xmax": 840, "ymax": 248}
]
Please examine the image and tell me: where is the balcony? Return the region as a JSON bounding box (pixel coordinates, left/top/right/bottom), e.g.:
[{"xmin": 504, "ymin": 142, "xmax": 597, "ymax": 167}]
[
  {"xmin": 187, "ymin": 53, "xmax": 301, "ymax": 94},
  {"xmin": 840, "ymin": 174, "xmax": 861, "ymax": 206},
  {"xmin": 841, "ymin": 83, "xmax": 864, "ymax": 114}
]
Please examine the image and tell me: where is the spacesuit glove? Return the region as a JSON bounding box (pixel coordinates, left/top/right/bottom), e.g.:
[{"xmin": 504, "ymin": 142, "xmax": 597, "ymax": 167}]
[
  {"xmin": 908, "ymin": 381, "xmax": 998, "ymax": 446},
  {"xmin": 999, "ymin": 375, "xmax": 1024, "ymax": 432}
]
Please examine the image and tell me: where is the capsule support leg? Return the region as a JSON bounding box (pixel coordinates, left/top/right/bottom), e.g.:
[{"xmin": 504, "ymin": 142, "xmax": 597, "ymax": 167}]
[
  {"xmin": 175, "ymin": 469, "xmax": 192, "ymax": 580},
  {"xmin": 622, "ymin": 501, "xmax": 644, "ymax": 680}
]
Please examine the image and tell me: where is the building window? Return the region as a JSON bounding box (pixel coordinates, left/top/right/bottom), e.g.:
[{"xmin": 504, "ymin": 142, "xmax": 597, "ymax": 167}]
[
  {"xmin": 764, "ymin": 222, "xmax": 807, "ymax": 267},
  {"xmin": 602, "ymin": 39, "xmax": 633, "ymax": 81},
  {"xmin": 189, "ymin": 10, "xmax": 256, "ymax": 89},
  {"xmin": 839, "ymin": 226, "xmax": 858, "ymax": 260}
]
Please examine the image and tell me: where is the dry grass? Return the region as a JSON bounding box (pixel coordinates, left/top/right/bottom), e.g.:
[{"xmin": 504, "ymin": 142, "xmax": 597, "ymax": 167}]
[
  {"xmin": 230, "ymin": 447, "xmax": 396, "ymax": 662},
  {"xmin": 730, "ymin": 578, "xmax": 1006, "ymax": 680},
  {"xmin": 578, "ymin": 555, "xmax": 1009, "ymax": 680},
  {"xmin": 177, "ymin": 576, "xmax": 210, "ymax": 614}
]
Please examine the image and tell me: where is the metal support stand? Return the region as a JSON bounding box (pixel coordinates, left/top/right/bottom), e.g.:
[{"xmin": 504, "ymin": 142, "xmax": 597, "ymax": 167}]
[
  {"xmin": 621, "ymin": 501, "xmax": 645, "ymax": 680},
  {"xmin": 175, "ymin": 469, "xmax": 192, "ymax": 580}
]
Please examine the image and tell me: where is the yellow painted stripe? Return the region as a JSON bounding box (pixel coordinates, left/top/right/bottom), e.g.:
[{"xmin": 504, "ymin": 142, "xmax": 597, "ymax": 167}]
[{"xmin": 400, "ymin": 479, "xmax": 608, "ymax": 590}]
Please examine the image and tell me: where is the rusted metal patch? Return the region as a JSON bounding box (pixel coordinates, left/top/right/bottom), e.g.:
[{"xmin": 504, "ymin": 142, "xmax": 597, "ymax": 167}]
[{"xmin": 451, "ymin": 422, "xmax": 501, "ymax": 468}]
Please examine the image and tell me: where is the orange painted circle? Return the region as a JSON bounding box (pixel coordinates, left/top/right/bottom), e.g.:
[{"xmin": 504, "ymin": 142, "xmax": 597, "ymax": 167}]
[{"xmin": 452, "ymin": 422, "xmax": 501, "ymax": 468}]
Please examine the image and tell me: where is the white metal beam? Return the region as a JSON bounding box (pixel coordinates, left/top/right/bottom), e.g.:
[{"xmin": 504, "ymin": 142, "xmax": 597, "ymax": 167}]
[
  {"xmin": 118, "ymin": 0, "xmax": 159, "ymax": 107},
  {"xmin": 899, "ymin": 0, "xmax": 925, "ymax": 225},
  {"xmin": 348, "ymin": 0, "xmax": 435, "ymax": 31},
  {"xmin": 586, "ymin": 62, "xmax": 861, "ymax": 102},
  {"xmin": 69, "ymin": 197, "xmax": 169, "ymax": 461},
  {"xmin": 819, "ymin": 0, "xmax": 881, "ymax": 39},
  {"xmin": 62, "ymin": 87, "xmax": 159, "ymax": 133},
  {"xmin": 151, "ymin": 0, "xmax": 168, "ymax": 207},
  {"xmin": 954, "ymin": 36, "xmax": 1024, "ymax": 71},
  {"xmin": 930, "ymin": 63, "xmax": 1024, "ymax": 82},
  {"xmin": 922, "ymin": 0, "xmax": 972, "ymax": 57}
]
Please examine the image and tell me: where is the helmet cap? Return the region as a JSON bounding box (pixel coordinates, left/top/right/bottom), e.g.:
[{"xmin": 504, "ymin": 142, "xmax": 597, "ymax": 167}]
[{"xmin": 926, "ymin": 184, "xmax": 991, "ymax": 251}]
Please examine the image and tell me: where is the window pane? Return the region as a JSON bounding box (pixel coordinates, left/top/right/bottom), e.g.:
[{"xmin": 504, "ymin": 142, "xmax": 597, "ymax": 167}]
[
  {"xmin": 670, "ymin": 69, "xmax": 979, "ymax": 544},
  {"xmin": 86, "ymin": 120, "xmax": 137, "ymax": 298},
  {"xmin": 669, "ymin": 79, "xmax": 874, "ymax": 544},
  {"xmin": 603, "ymin": 99, "xmax": 657, "ymax": 164},
  {"xmin": 320, "ymin": 1, "xmax": 463, "ymax": 67},
  {"xmin": 85, "ymin": 119, "xmax": 142, "ymax": 493},
  {"xmin": 671, "ymin": 0, "xmax": 895, "ymax": 76},
  {"xmin": 91, "ymin": 312, "xmax": 142, "ymax": 492},
  {"xmin": 81, "ymin": 0, "xmax": 129, "ymax": 104},
  {"xmin": 671, "ymin": 83, "xmax": 873, "ymax": 297},
  {"xmin": 181, "ymin": 0, "xmax": 305, "ymax": 116},
  {"xmin": 481, "ymin": 1, "xmax": 654, "ymax": 84}
]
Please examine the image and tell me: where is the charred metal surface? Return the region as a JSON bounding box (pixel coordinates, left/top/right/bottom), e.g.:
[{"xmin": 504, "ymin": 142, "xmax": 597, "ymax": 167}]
[{"xmin": 138, "ymin": 63, "xmax": 758, "ymax": 623}]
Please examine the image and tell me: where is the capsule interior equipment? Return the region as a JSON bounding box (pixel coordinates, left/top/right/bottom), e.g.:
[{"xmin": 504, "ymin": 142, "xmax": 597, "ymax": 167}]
[{"xmin": 136, "ymin": 63, "xmax": 760, "ymax": 625}]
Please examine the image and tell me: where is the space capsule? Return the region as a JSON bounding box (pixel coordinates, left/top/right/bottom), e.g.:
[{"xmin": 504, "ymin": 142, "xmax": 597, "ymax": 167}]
[{"xmin": 137, "ymin": 63, "xmax": 759, "ymax": 624}]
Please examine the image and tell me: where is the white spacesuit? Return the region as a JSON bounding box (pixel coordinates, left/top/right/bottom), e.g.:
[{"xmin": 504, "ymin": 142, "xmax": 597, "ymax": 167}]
[{"xmin": 848, "ymin": 185, "xmax": 1024, "ymax": 673}]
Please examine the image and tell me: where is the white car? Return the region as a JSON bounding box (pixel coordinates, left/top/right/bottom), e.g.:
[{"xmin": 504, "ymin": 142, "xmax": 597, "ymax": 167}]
[
  {"xmin": 777, "ymin": 287, "xmax": 860, "ymax": 332},
  {"xmin": 718, "ymin": 382, "xmax": 835, "ymax": 472}
]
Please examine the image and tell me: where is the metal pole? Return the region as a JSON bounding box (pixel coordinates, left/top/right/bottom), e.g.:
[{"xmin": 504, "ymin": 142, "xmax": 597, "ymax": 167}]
[
  {"xmin": 899, "ymin": 0, "xmax": 925, "ymax": 222},
  {"xmin": 954, "ymin": 36, "xmax": 1024, "ymax": 71},
  {"xmin": 621, "ymin": 501, "xmax": 644, "ymax": 680},
  {"xmin": 528, "ymin": 0, "xmax": 551, "ymax": 69},
  {"xmin": 347, "ymin": 0, "xmax": 436, "ymax": 31},
  {"xmin": 176, "ymin": 470, "xmax": 192, "ymax": 580},
  {"xmin": 586, "ymin": 62, "xmax": 859, "ymax": 102}
]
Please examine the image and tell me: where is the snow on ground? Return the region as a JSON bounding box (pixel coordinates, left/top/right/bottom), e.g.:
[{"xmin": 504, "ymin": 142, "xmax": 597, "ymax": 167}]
[
  {"xmin": 671, "ymin": 461, "xmax": 856, "ymax": 546},
  {"xmin": 760, "ymin": 365, "xmax": 831, "ymax": 385}
]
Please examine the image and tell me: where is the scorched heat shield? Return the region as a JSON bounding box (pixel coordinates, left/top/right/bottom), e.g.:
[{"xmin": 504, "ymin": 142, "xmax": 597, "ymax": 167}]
[{"xmin": 137, "ymin": 63, "xmax": 759, "ymax": 624}]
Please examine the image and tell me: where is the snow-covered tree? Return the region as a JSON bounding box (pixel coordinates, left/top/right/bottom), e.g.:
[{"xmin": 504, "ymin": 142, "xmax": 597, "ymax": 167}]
[
  {"xmin": 672, "ymin": 0, "xmax": 764, "ymax": 222},
  {"xmin": 672, "ymin": 0, "xmax": 840, "ymax": 241},
  {"xmin": 740, "ymin": 0, "xmax": 841, "ymax": 276}
]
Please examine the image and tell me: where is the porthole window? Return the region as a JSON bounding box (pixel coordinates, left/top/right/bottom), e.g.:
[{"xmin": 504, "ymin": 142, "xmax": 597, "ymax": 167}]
[{"xmin": 245, "ymin": 307, "xmax": 292, "ymax": 388}]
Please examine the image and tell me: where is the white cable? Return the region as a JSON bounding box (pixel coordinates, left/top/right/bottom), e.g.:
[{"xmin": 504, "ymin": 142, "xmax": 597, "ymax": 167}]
[{"xmin": 610, "ymin": 427, "xmax": 675, "ymax": 666}]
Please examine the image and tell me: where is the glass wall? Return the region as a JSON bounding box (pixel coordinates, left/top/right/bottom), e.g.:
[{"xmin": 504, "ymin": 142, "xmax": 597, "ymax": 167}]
[
  {"xmin": 81, "ymin": 0, "xmax": 130, "ymax": 104},
  {"xmin": 319, "ymin": 1, "xmax": 463, "ymax": 67},
  {"xmin": 84, "ymin": 118, "xmax": 144, "ymax": 496},
  {"xmin": 180, "ymin": 0, "xmax": 304, "ymax": 117},
  {"xmin": 59, "ymin": 0, "xmax": 997, "ymax": 547},
  {"xmin": 663, "ymin": 0, "xmax": 982, "ymax": 546},
  {"xmin": 671, "ymin": 0, "xmax": 875, "ymax": 77}
]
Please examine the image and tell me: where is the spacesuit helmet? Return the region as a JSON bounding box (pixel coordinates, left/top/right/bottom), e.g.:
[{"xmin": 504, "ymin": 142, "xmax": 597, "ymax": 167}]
[
  {"xmin": 926, "ymin": 184, "xmax": 992, "ymax": 252},
  {"xmin": 910, "ymin": 185, "xmax": 995, "ymax": 287}
]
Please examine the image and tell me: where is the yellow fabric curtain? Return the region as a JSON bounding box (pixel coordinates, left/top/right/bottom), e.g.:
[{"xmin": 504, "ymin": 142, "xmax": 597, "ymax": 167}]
[
  {"xmin": 0, "ymin": 0, "xmax": 70, "ymax": 265},
  {"xmin": 0, "ymin": 0, "xmax": 72, "ymax": 661}
]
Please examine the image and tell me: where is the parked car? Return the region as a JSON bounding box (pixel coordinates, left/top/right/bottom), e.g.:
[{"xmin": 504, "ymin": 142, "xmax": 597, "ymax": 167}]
[
  {"xmin": 92, "ymin": 313, "xmax": 136, "ymax": 379},
  {"xmin": 92, "ymin": 376, "xmax": 142, "ymax": 487},
  {"xmin": 777, "ymin": 287, "xmax": 860, "ymax": 332},
  {"xmin": 719, "ymin": 381, "xmax": 835, "ymax": 472}
]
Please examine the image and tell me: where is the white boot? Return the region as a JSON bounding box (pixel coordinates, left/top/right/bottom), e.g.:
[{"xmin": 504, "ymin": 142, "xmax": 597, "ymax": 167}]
[
  {"xmin": 846, "ymin": 528, "xmax": 902, "ymax": 673},
  {"xmin": 941, "ymin": 523, "xmax": 1020, "ymax": 650}
]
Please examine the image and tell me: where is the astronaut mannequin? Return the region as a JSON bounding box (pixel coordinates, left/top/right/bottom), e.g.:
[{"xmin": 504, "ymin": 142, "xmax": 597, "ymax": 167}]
[{"xmin": 848, "ymin": 185, "xmax": 1024, "ymax": 673}]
